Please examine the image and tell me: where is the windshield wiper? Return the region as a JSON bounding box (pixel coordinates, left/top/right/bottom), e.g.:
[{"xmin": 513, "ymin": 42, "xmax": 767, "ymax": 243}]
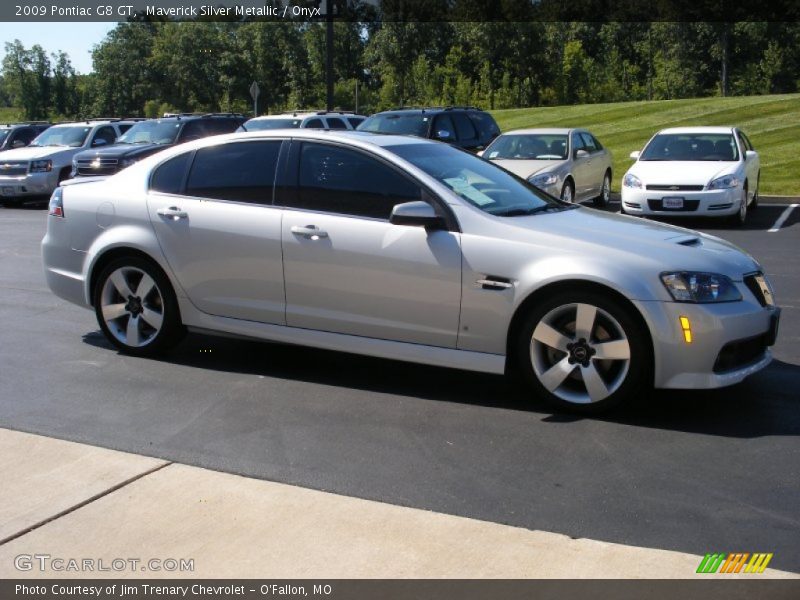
[{"xmin": 497, "ymin": 205, "xmax": 569, "ymax": 217}]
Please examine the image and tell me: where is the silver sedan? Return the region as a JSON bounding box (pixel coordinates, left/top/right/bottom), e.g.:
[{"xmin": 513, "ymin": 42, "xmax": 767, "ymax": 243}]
[
  {"xmin": 42, "ymin": 130, "xmax": 779, "ymax": 413},
  {"xmin": 482, "ymin": 128, "xmax": 613, "ymax": 206}
]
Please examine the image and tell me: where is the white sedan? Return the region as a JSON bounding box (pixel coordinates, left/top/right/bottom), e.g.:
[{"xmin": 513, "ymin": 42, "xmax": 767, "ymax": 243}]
[{"xmin": 621, "ymin": 126, "xmax": 760, "ymax": 225}]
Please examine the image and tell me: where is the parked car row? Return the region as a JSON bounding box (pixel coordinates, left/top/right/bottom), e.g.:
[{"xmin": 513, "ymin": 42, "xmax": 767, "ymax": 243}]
[{"xmin": 0, "ymin": 107, "xmax": 763, "ymax": 227}]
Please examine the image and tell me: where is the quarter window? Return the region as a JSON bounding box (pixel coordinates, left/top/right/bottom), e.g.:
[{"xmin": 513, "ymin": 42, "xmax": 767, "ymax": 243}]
[
  {"xmin": 185, "ymin": 141, "xmax": 282, "ymax": 204},
  {"xmin": 150, "ymin": 153, "xmax": 191, "ymax": 195},
  {"xmin": 452, "ymin": 113, "xmax": 478, "ymax": 143},
  {"xmin": 291, "ymin": 143, "xmax": 422, "ymax": 219}
]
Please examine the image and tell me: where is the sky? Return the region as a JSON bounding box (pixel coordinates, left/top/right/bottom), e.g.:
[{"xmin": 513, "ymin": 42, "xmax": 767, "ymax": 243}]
[{"xmin": 0, "ymin": 22, "xmax": 116, "ymax": 74}]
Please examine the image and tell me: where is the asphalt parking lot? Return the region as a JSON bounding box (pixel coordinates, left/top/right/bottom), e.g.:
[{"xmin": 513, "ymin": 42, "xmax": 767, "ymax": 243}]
[{"xmin": 1, "ymin": 199, "xmax": 798, "ymax": 571}]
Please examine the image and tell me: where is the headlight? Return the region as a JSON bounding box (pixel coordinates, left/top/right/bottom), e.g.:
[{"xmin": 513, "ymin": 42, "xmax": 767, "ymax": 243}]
[
  {"xmin": 120, "ymin": 157, "xmax": 137, "ymax": 168},
  {"xmin": 30, "ymin": 160, "xmax": 52, "ymax": 173},
  {"xmin": 708, "ymin": 174, "xmax": 739, "ymax": 190},
  {"xmin": 528, "ymin": 172, "xmax": 559, "ymax": 187},
  {"xmin": 623, "ymin": 173, "xmax": 642, "ymax": 188},
  {"xmin": 660, "ymin": 271, "xmax": 742, "ymax": 303}
]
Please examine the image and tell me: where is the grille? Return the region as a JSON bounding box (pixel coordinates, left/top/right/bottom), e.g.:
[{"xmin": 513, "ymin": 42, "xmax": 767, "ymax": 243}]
[
  {"xmin": 647, "ymin": 199, "xmax": 700, "ymax": 212},
  {"xmin": 743, "ymin": 273, "xmax": 772, "ymax": 307},
  {"xmin": 646, "ymin": 184, "xmax": 704, "ymax": 191},
  {"xmin": 713, "ymin": 334, "xmax": 769, "ymax": 373},
  {"xmin": 0, "ymin": 161, "xmax": 29, "ymax": 177},
  {"xmin": 76, "ymin": 158, "xmax": 119, "ymax": 176}
]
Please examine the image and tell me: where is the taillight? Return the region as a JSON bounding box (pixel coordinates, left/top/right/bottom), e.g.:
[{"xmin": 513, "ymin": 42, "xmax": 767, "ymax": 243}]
[{"xmin": 48, "ymin": 187, "xmax": 64, "ymax": 218}]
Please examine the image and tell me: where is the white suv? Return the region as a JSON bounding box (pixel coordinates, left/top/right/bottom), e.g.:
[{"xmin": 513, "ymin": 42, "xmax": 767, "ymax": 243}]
[
  {"xmin": 240, "ymin": 111, "xmax": 366, "ymax": 132},
  {"xmin": 0, "ymin": 119, "xmax": 134, "ymax": 204}
]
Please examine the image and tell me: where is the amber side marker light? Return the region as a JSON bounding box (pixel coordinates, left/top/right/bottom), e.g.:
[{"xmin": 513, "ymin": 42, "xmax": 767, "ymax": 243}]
[{"xmin": 679, "ymin": 316, "xmax": 693, "ymax": 343}]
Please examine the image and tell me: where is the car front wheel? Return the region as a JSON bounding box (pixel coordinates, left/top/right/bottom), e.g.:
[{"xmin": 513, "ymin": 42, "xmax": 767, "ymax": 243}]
[
  {"xmin": 93, "ymin": 257, "xmax": 184, "ymax": 356},
  {"xmin": 515, "ymin": 290, "xmax": 650, "ymax": 413}
]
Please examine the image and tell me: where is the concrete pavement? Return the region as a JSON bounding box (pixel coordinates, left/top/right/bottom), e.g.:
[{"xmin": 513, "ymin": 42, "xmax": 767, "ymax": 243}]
[{"xmin": 0, "ymin": 428, "xmax": 796, "ymax": 579}]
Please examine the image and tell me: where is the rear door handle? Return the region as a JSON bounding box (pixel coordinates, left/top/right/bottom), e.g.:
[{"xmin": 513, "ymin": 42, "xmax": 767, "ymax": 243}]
[
  {"xmin": 291, "ymin": 225, "xmax": 328, "ymax": 240},
  {"xmin": 157, "ymin": 206, "xmax": 188, "ymax": 220}
]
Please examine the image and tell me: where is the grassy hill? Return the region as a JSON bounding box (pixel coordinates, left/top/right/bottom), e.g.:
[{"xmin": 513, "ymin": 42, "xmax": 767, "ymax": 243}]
[{"xmin": 491, "ymin": 94, "xmax": 800, "ymax": 195}]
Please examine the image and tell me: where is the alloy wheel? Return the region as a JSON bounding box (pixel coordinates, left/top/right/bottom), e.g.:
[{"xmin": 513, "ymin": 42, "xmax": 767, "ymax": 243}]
[
  {"xmin": 529, "ymin": 302, "xmax": 631, "ymax": 404},
  {"xmin": 100, "ymin": 266, "xmax": 165, "ymax": 348}
]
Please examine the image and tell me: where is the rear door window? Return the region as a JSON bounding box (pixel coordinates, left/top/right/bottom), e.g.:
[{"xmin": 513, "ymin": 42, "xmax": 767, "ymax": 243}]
[
  {"xmin": 185, "ymin": 141, "xmax": 282, "ymax": 204},
  {"xmin": 347, "ymin": 117, "xmax": 364, "ymax": 128},
  {"xmin": 304, "ymin": 118, "xmax": 324, "ymax": 129},
  {"xmin": 451, "ymin": 113, "xmax": 479, "ymax": 146},
  {"xmin": 325, "ymin": 117, "xmax": 348, "ymax": 130},
  {"xmin": 580, "ymin": 132, "xmax": 598, "ymax": 153},
  {"xmin": 469, "ymin": 112, "xmax": 500, "ymax": 145}
]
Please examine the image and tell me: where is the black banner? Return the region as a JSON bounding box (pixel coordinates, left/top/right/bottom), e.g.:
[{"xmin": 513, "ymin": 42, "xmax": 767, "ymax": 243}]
[{"xmin": 3, "ymin": 580, "xmax": 800, "ymax": 600}]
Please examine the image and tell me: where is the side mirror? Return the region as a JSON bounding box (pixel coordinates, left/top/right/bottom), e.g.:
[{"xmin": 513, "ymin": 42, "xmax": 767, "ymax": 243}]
[
  {"xmin": 745, "ymin": 150, "xmax": 757, "ymax": 160},
  {"xmin": 92, "ymin": 138, "xmax": 107, "ymax": 147},
  {"xmin": 574, "ymin": 149, "xmax": 589, "ymax": 159},
  {"xmin": 390, "ymin": 201, "xmax": 445, "ymax": 230},
  {"xmin": 11, "ymin": 139, "xmax": 26, "ymax": 148},
  {"xmin": 435, "ymin": 129, "xmax": 452, "ymax": 142},
  {"xmin": 629, "ymin": 150, "xmax": 641, "ymax": 160}
]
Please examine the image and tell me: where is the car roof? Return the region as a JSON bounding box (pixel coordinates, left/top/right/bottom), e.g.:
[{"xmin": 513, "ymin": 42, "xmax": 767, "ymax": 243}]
[
  {"xmin": 502, "ymin": 128, "xmax": 575, "ymax": 135},
  {"xmin": 372, "ymin": 107, "xmax": 486, "ymax": 116},
  {"xmin": 658, "ymin": 126, "xmax": 735, "ymax": 135},
  {"xmin": 50, "ymin": 121, "xmax": 114, "ymax": 128},
  {"xmin": 248, "ymin": 112, "xmax": 364, "ymax": 120}
]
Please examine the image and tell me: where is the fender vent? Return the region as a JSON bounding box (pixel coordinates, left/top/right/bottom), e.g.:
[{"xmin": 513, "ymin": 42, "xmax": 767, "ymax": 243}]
[{"xmin": 476, "ymin": 276, "xmax": 513, "ymax": 290}]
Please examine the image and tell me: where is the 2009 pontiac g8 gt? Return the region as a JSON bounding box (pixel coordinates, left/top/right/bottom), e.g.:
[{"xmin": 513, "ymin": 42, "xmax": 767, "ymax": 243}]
[{"xmin": 42, "ymin": 130, "xmax": 780, "ymax": 413}]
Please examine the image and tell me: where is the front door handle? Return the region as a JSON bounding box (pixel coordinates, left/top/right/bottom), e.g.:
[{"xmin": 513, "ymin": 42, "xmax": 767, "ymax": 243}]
[
  {"xmin": 291, "ymin": 225, "xmax": 328, "ymax": 240},
  {"xmin": 157, "ymin": 206, "xmax": 188, "ymax": 220}
]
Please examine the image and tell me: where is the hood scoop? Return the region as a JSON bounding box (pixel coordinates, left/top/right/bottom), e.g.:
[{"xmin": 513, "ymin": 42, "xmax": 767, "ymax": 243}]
[{"xmin": 669, "ymin": 235, "xmax": 703, "ymax": 247}]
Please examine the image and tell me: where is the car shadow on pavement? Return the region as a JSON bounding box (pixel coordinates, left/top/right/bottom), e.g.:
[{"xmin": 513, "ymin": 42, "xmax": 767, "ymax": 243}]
[{"xmin": 82, "ymin": 329, "xmax": 800, "ymax": 439}]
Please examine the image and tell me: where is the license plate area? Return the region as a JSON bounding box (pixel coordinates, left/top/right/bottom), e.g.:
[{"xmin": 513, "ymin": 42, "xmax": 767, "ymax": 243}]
[{"xmin": 662, "ymin": 196, "xmax": 685, "ymax": 209}]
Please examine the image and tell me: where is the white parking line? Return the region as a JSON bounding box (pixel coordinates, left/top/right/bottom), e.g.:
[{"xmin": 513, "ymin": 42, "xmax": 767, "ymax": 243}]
[{"xmin": 768, "ymin": 203, "xmax": 798, "ymax": 233}]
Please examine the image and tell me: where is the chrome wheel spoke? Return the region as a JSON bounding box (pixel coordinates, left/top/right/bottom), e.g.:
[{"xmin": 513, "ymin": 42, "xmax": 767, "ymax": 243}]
[
  {"xmin": 582, "ymin": 363, "xmax": 611, "ymax": 402},
  {"xmin": 102, "ymin": 302, "xmax": 128, "ymax": 321},
  {"xmin": 110, "ymin": 270, "xmax": 134, "ymax": 298},
  {"xmin": 539, "ymin": 356, "xmax": 576, "ymax": 393},
  {"xmin": 126, "ymin": 315, "xmax": 141, "ymax": 346},
  {"xmin": 141, "ymin": 306, "xmax": 163, "ymax": 330},
  {"xmin": 574, "ymin": 303, "xmax": 597, "ymax": 339},
  {"xmin": 532, "ymin": 321, "xmax": 572, "ymax": 352},
  {"xmin": 136, "ymin": 273, "xmax": 156, "ymax": 299},
  {"xmin": 593, "ymin": 339, "xmax": 630, "ymax": 360}
]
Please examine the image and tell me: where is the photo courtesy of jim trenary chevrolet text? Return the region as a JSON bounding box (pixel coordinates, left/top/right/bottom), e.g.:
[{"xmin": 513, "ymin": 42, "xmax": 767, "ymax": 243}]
[{"xmin": 0, "ymin": 0, "xmax": 799, "ymax": 598}]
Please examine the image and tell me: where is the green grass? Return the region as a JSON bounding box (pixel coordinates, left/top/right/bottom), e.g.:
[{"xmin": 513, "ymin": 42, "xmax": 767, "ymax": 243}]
[{"xmin": 490, "ymin": 94, "xmax": 800, "ymax": 195}]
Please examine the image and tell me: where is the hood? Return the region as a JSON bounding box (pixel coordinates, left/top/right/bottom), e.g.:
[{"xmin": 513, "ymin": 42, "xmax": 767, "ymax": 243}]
[
  {"xmin": 0, "ymin": 145, "xmax": 75, "ymax": 161},
  {"xmin": 503, "ymin": 207, "xmax": 758, "ymax": 279},
  {"xmin": 74, "ymin": 142, "xmax": 171, "ymax": 161},
  {"xmin": 628, "ymin": 160, "xmax": 737, "ymax": 186},
  {"xmin": 491, "ymin": 159, "xmax": 565, "ymax": 179}
]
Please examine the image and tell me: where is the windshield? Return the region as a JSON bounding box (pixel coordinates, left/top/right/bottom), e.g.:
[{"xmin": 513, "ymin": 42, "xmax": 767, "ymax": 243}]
[
  {"xmin": 244, "ymin": 118, "xmax": 302, "ymax": 131},
  {"xmin": 117, "ymin": 120, "xmax": 181, "ymax": 145},
  {"xmin": 30, "ymin": 126, "xmax": 91, "ymax": 147},
  {"xmin": 387, "ymin": 143, "xmax": 569, "ymax": 217},
  {"xmin": 357, "ymin": 113, "xmax": 429, "ymax": 137},
  {"xmin": 640, "ymin": 133, "xmax": 739, "ymax": 161},
  {"xmin": 485, "ymin": 134, "xmax": 568, "ymax": 160}
]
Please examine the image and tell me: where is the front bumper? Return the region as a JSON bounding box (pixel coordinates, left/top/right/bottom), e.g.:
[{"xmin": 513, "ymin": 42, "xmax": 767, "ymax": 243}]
[
  {"xmin": 0, "ymin": 171, "xmax": 60, "ymax": 198},
  {"xmin": 621, "ymin": 186, "xmax": 741, "ymax": 217},
  {"xmin": 634, "ymin": 292, "xmax": 778, "ymax": 389}
]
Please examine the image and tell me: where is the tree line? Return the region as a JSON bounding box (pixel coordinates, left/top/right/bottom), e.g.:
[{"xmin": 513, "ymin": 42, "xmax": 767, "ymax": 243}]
[{"xmin": 3, "ymin": 20, "xmax": 800, "ymax": 121}]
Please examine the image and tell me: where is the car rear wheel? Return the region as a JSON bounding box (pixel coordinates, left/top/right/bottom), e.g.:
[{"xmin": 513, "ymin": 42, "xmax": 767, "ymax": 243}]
[
  {"xmin": 593, "ymin": 171, "xmax": 611, "ymax": 207},
  {"xmin": 515, "ymin": 290, "xmax": 650, "ymax": 414},
  {"xmin": 93, "ymin": 257, "xmax": 184, "ymax": 356}
]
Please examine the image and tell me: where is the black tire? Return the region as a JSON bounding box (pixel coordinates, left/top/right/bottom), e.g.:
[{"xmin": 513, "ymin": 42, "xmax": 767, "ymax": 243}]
[
  {"xmin": 560, "ymin": 179, "xmax": 575, "ymax": 203},
  {"xmin": 93, "ymin": 256, "xmax": 185, "ymax": 357},
  {"xmin": 730, "ymin": 184, "xmax": 748, "ymax": 227},
  {"xmin": 593, "ymin": 171, "xmax": 612, "ymax": 207},
  {"xmin": 514, "ymin": 290, "xmax": 651, "ymax": 414},
  {"xmin": 751, "ymin": 173, "xmax": 760, "ymax": 210}
]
